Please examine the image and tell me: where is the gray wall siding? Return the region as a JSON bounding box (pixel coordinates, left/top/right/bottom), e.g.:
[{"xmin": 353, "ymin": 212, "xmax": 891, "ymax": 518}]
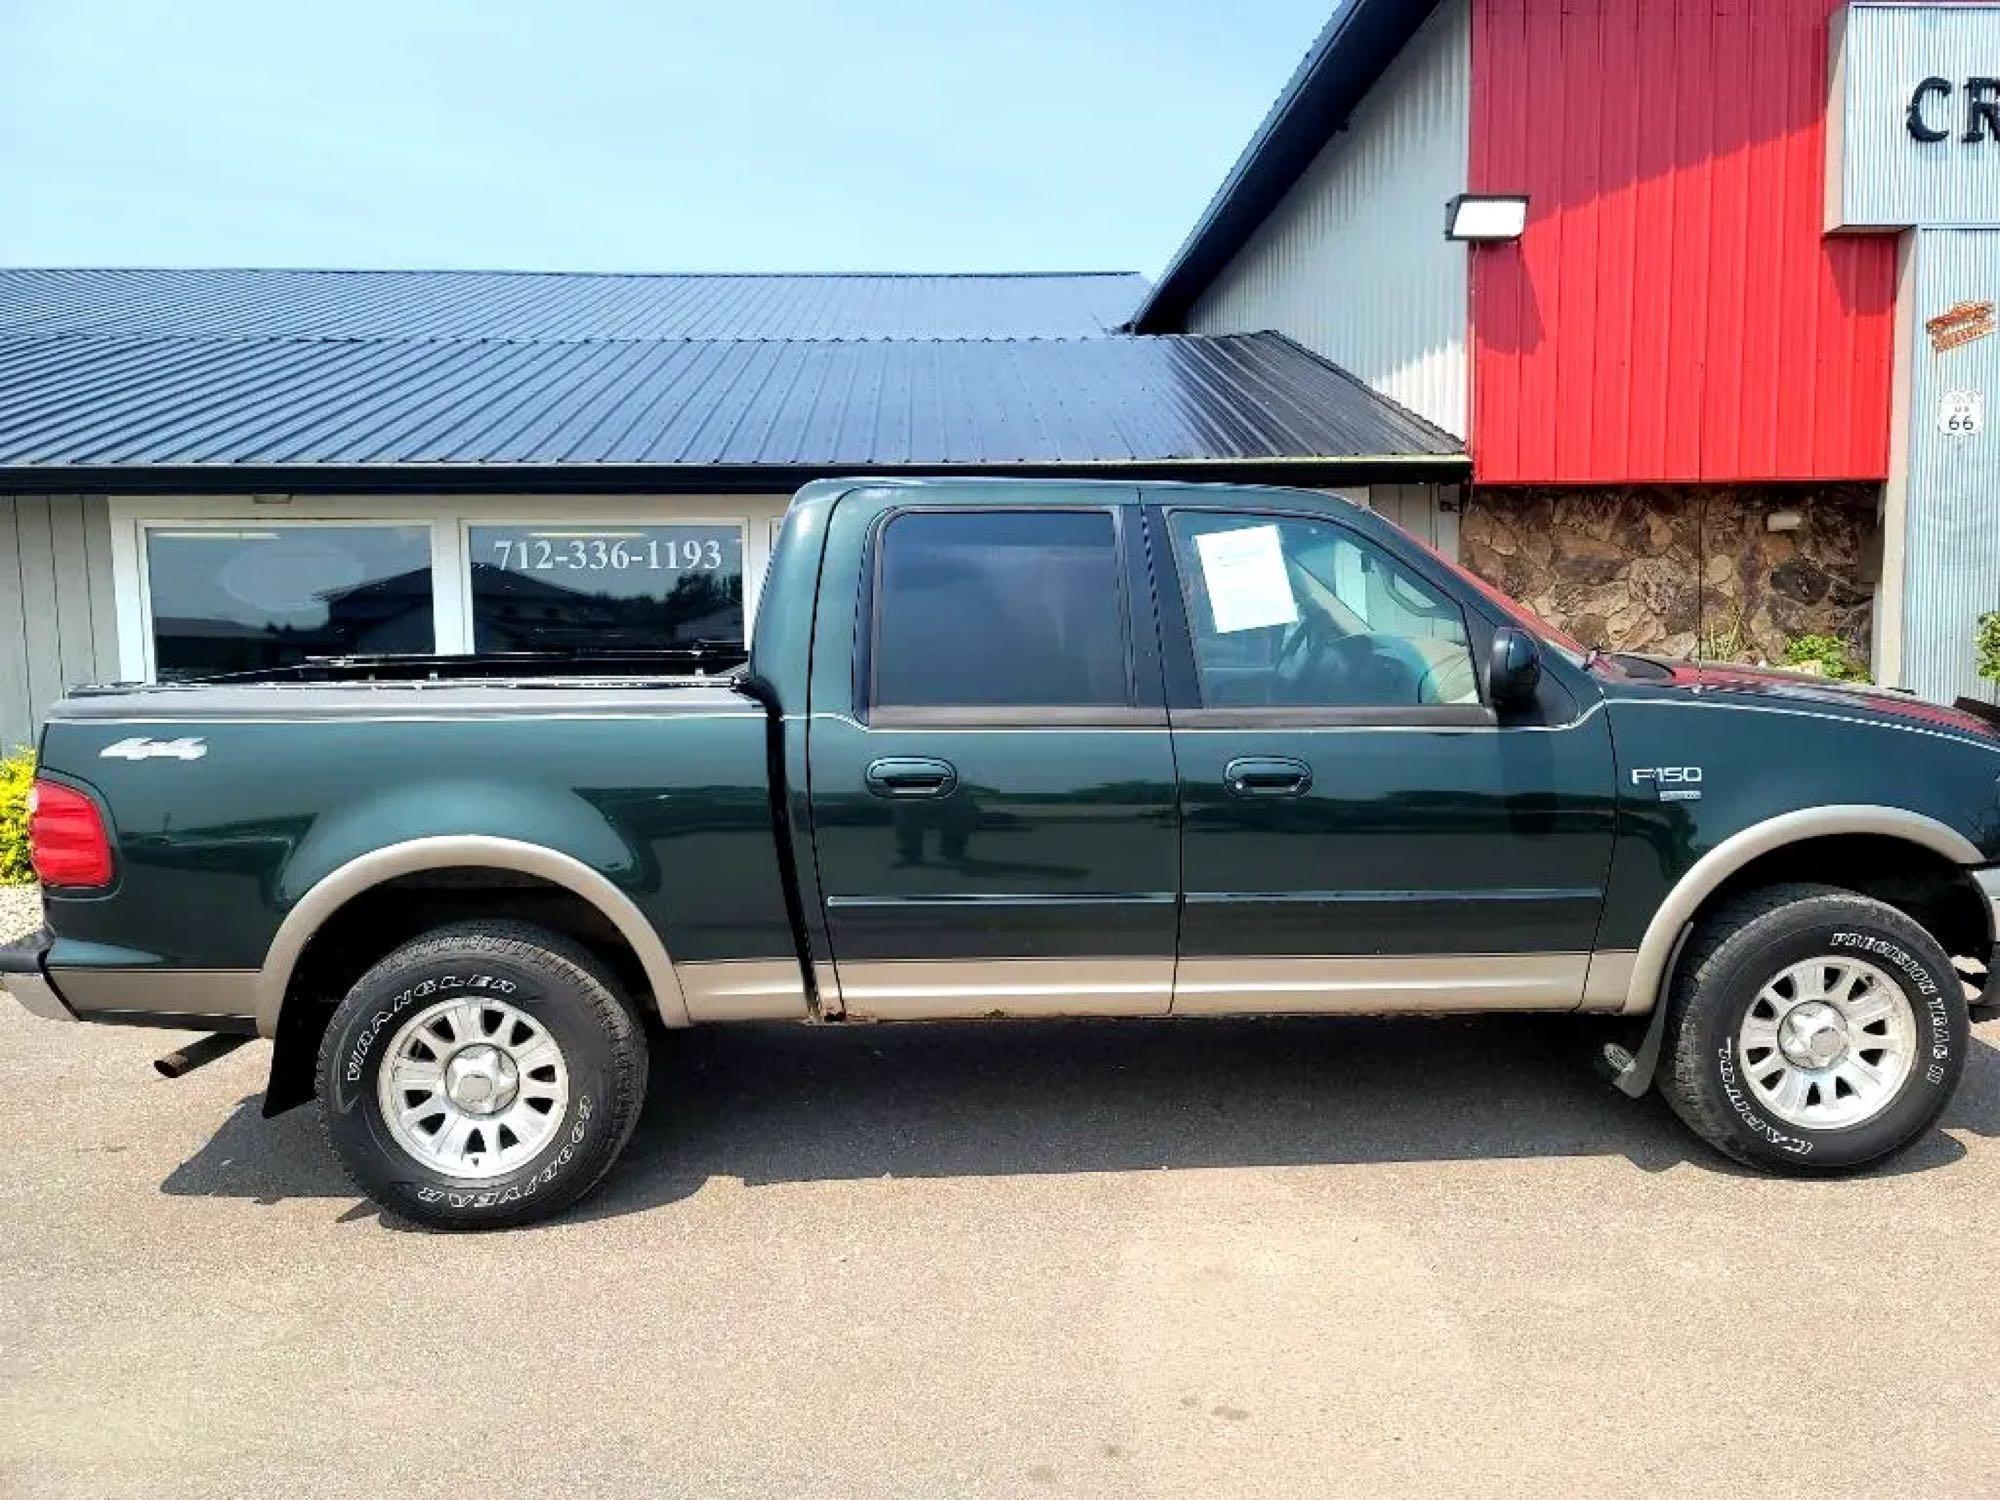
[
  {"xmin": 1894, "ymin": 230, "xmax": 2000, "ymax": 706},
  {"xmin": 0, "ymin": 495, "xmax": 118, "ymax": 750},
  {"xmin": 1367, "ymin": 482, "xmax": 1455, "ymax": 558},
  {"xmin": 1187, "ymin": 0, "xmax": 1471, "ymax": 438}
]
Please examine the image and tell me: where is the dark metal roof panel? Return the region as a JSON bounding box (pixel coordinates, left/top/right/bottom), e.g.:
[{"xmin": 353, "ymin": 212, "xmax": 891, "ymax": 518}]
[
  {"xmin": 0, "ymin": 332, "xmax": 1461, "ymax": 469},
  {"xmin": 1134, "ymin": 0, "xmax": 1446, "ymax": 331},
  {"xmin": 0, "ymin": 268, "xmax": 1150, "ymax": 343}
]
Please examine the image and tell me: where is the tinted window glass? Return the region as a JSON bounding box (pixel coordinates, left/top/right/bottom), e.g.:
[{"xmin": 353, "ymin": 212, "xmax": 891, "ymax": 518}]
[
  {"xmin": 469, "ymin": 524, "xmax": 744, "ymax": 652},
  {"xmin": 146, "ymin": 525, "xmax": 433, "ymax": 680},
  {"xmin": 873, "ymin": 510, "xmax": 1127, "ymax": 708},
  {"xmin": 1170, "ymin": 511, "xmax": 1478, "ymax": 709}
]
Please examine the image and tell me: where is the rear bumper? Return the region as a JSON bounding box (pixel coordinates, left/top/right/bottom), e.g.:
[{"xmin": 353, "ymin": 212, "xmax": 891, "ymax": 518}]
[
  {"xmin": 0, "ymin": 929, "xmax": 76, "ymax": 1023},
  {"xmin": 1, "ymin": 932, "xmax": 258, "ymax": 1031}
]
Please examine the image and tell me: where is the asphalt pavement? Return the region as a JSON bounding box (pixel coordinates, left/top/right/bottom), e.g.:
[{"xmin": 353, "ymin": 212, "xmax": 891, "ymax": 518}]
[{"xmin": 3, "ymin": 928, "xmax": 2000, "ymax": 1497}]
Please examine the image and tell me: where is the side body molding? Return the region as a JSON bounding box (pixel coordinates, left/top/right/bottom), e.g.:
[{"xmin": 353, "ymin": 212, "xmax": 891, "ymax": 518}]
[
  {"xmin": 1621, "ymin": 805, "xmax": 1985, "ymax": 1015},
  {"xmin": 255, "ymin": 835, "xmax": 690, "ymax": 1036}
]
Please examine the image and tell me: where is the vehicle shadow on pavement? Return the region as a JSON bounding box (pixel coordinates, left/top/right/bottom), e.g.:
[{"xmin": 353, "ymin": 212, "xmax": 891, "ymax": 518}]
[{"xmin": 160, "ymin": 1014, "xmax": 2000, "ymax": 1226}]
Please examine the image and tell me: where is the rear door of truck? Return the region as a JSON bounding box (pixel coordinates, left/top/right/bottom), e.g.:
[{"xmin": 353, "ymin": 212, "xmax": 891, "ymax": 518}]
[{"xmin": 803, "ymin": 485, "xmax": 1179, "ymax": 1018}]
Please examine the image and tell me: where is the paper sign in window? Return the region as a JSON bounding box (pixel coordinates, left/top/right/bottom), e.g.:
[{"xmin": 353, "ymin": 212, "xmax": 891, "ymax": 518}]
[{"xmin": 1193, "ymin": 524, "xmax": 1298, "ymax": 634}]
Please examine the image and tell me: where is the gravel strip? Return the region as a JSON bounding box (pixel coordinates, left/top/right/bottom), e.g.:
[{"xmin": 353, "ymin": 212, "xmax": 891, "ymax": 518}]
[{"xmin": 0, "ymin": 883, "xmax": 42, "ymax": 942}]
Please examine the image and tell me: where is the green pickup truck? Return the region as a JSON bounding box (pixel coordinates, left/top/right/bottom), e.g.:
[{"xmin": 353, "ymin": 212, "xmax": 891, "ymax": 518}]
[{"xmin": 5, "ymin": 479, "xmax": 1998, "ymax": 1228}]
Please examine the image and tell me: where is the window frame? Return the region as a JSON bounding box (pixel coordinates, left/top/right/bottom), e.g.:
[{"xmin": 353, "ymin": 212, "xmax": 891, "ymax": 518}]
[
  {"xmin": 1151, "ymin": 503, "xmax": 1497, "ymax": 729},
  {"xmin": 108, "ymin": 496, "xmax": 777, "ymax": 682},
  {"xmin": 855, "ymin": 503, "xmax": 1157, "ymax": 728}
]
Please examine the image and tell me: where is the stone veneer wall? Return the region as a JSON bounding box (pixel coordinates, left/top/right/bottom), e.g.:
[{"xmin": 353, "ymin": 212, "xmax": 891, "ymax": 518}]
[{"xmin": 1459, "ymin": 484, "xmax": 1879, "ymax": 667}]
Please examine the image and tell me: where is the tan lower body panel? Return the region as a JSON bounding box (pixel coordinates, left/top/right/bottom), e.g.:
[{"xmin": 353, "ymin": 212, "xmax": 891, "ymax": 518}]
[
  {"xmin": 1172, "ymin": 953, "xmax": 1592, "ymax": 1016},
  {"xmin": 812, "ymin": 961, "xmax": 844, "ymax": 1019},
  {"xmin": 1581, "ymin": 950, "xmax": 1640, "ymax": 1012},
  {"xmin": 836, "ymin": 958, "xmax": 1173, "ymax": 1020},
  {"xmin": 676, "ymin": 959, "xmax": 811, "ymax": 1022},
  {"xmin": 52, "ymin": 968, "xmax": 261, "ymax": 1025},
  {"xmin": 663, "ymin": 948, "xmax": 1643, "ymax": 1024}
]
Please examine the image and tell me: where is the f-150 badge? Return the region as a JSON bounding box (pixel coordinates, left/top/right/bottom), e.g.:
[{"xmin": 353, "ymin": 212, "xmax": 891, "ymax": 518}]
[
  {"xmin": 100, "ymin": 736, "xmax": 207, "ymax": 762},
  {"xmin": 1633, "ymin": 766, "xmax": 1702, "ymax": 801}
]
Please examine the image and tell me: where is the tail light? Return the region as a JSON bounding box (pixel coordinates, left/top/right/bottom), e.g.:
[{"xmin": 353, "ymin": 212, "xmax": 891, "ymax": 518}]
[{"xmin": 28, "ymin": 779, "xmax": 114, "ymax": 889}]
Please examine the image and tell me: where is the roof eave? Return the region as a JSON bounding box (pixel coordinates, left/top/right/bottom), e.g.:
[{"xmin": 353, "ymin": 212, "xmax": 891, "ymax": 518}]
[{"xmin": 0, "ymin": 453, "xmax": 1468, "ymax": 497}]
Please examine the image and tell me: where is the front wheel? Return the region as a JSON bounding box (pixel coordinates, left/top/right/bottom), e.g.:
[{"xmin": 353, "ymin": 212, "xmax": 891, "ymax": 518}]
[
  {"xmin": 316, "ymin": 921, "xmax": 649, "ymax": 1229},
  {"xmin": 1660, "ymin": 884, "xmax": 1967, "ymax": 1174}
]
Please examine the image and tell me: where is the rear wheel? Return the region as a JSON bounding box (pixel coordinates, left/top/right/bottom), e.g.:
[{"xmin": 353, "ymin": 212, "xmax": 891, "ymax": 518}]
[
  {"xmin": 315, "ymin": 920, "xmax": 648, "ymax": 1229},
  {"xmin": 1660, "ymin": 884, "xmax": 1966, "ymax": 1173}
]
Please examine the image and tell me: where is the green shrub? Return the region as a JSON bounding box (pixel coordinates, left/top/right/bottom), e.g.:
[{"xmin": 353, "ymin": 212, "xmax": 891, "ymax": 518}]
[
  {"xmin": 1782, "ymin": 633, "xmax": 1871, "ymax": 684},
  {"xmin": 1978, "ymin": 611, "xmax": 2000, "ymax": 683},
  {"xmin": 0, "ymin": 748, "xmax": 32, "ymax": 885}
]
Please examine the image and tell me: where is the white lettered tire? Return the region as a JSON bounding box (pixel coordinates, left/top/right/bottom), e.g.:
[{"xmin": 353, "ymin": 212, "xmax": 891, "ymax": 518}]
[
  {"xmin": 316, "ymin": 921, "xmax": 649, "ymax": 1229},
  {"xmin": 1661, "ymin": 884, "xmax": 1966, "ymax": 1173}
]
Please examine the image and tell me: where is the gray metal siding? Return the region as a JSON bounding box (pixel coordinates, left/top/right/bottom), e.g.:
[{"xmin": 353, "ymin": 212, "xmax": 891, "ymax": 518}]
[
  {"xmin": 1899, "ymin": 229, "xmax": 2000, "ymax": 706},
  {"xmin": 1829, "ymin": 5, "xmax": 2000, "ymax": 231},
  {"xmin": 1367, "ymin": 482, "xmax": 1455, "ymax": 557},
  {"xmin": 1185, "ymin": 0, "xmax": 1470, "ymax": 438},
  {"xmin": 0, "ymin": 495, "xmax": 117, "ymax": 747}
]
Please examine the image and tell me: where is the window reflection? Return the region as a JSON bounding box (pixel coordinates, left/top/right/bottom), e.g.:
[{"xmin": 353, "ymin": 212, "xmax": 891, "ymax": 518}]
[
  {"xmin": 146, "ymin": 525, "xmax": 434, "ymax": 679},
  {"xmin": 873, "ymin": 509, "xmax": 1127, "ymax": 707},
  {"xmin": 468, "ymin": 525, "xmax": 744, "ymax": 652}
]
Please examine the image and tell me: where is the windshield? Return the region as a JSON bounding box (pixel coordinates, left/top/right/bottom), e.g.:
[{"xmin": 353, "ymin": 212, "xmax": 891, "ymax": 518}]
[{"xmin": 1403, "ymin": 534, "xmax": 1593, "ymax": 666}]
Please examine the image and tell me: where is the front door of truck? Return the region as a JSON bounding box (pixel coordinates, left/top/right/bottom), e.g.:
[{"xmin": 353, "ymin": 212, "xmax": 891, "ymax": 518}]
[
  {"xmin": 1148, "ymin": 500, "xmax": 1619, "ymax": 1014},
  {"xmin": 805, "ymin": 491, "xmax": 1179, "ymax": 1018}
]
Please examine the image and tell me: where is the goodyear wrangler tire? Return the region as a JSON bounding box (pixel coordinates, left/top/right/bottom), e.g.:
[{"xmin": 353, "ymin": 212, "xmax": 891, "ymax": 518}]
[
  {"xmin": 1661, "ymin": 883, "xmax": 1966, "ymax": 1174},
  {"xmin": 316, "ymin": 921, "xmax": 648, "ymax": 1230}
]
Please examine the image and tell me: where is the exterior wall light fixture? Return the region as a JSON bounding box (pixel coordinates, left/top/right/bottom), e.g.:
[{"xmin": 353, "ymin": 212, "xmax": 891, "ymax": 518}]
[{"xmin": 1445, "ymin": 194, "xmax": 1529, "ymax": 241}]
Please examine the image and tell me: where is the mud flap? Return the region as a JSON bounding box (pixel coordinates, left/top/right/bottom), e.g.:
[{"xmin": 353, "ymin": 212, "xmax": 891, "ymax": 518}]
[
  {"xmin": 260, "ymin": 996, "xmax": 328, "ymax": 1117},
  {"xmin": 1599, "ymin": 926, "xmax": 1692, "ymax": 1099}
]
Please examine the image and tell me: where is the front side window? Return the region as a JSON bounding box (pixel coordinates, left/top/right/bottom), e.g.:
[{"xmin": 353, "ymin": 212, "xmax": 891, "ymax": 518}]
[
  {"xmin": 1169, "ymin": 511, "xmax": 1479, "ymax": 709},
  {"xmin": 468, "ymin": 524, "xmax": 744, "ymax": 652},
  {"xmin": 871, "ymin": 509, "xmax": 1128, "ymax": 709},
  {"xmin": 145, "ymin": 524, "xmax": 433, "ymax": 680}
]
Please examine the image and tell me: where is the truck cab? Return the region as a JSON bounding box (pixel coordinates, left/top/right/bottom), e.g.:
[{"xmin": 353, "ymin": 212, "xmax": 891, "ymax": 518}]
[{"xmin": 761, "ymin": 478, "xmax": 1621, "ymax": 1022}]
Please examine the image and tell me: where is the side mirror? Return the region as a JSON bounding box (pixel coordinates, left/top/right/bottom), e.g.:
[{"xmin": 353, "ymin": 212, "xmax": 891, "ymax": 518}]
[{"xmin": 1487, "ymin": 626, "xmax": 1542, "ymax": 709}]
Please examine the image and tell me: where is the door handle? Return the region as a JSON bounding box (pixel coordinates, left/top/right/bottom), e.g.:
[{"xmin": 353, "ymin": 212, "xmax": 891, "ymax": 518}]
[
  {"xmin": 865, "ymin": 756, "xmax": 959, "ymax": 799},
  {"xmin": 1223, "ymin": 756, "xmax": 1313, "ymax": 798}
]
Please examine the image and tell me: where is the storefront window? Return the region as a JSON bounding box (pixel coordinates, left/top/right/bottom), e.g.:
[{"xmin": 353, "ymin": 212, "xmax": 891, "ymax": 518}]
[
  {"xmin": 145, "ymin": 525, "xmax": 434, "ymax": 679},
  {"xmin": 467, "ymin": 523, "xmax": 744, "ymax": 652}
]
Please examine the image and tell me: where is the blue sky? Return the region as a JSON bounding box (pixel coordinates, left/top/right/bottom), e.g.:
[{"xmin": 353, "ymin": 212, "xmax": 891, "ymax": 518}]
[{"xmin": 2, "ymin": 0, "xmax": 1331, "ymax": 278}]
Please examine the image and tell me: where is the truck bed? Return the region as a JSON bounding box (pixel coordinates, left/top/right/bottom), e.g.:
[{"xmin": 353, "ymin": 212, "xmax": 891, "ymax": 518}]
[{"xmin": 35, "ymin": 663, "xmax": 793, "ymax": 1035}]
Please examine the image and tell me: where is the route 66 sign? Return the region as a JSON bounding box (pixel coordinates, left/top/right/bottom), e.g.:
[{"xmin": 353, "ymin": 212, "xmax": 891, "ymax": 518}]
[{"xmin": 1939, "ymin": 389, "xmax": 1984, "ymax": 437}]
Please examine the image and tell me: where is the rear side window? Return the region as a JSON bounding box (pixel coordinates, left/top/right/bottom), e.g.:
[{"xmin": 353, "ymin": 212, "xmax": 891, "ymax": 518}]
[{"xmin": 871, "ymin": 509, "xmax": 1128, "ymax": 708}]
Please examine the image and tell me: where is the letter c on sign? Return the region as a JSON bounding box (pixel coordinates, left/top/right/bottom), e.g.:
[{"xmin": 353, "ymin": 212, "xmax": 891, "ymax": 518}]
[{"xmin": 1908, "ymin": 76, "xmax": 1952, "ymax": 142}]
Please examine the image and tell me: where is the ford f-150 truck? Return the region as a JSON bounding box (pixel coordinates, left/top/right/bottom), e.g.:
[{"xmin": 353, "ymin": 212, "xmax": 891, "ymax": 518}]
[{"xmin": 5, "ymin": 478, "xmax": 1998, "ymax": 1228}]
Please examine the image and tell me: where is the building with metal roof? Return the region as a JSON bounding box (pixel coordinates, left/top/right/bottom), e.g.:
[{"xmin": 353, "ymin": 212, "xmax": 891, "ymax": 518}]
[
  {"xmin": 1136, "ymin": 0, "xmax": 1999, "ymax": 709},
  {"xmin": 0, "ymin": 266, "xmax": 1464, "ymax": 741},
  {"xmin": 18, "ymin": 1, "xmax": 1990, "ymax": 738}
]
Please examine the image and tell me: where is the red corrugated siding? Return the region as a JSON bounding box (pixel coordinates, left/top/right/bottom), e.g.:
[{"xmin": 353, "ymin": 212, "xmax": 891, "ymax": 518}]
[{"xmin": 1469, "ymin": 0, "xmax": 1898, "ymax": 484}]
